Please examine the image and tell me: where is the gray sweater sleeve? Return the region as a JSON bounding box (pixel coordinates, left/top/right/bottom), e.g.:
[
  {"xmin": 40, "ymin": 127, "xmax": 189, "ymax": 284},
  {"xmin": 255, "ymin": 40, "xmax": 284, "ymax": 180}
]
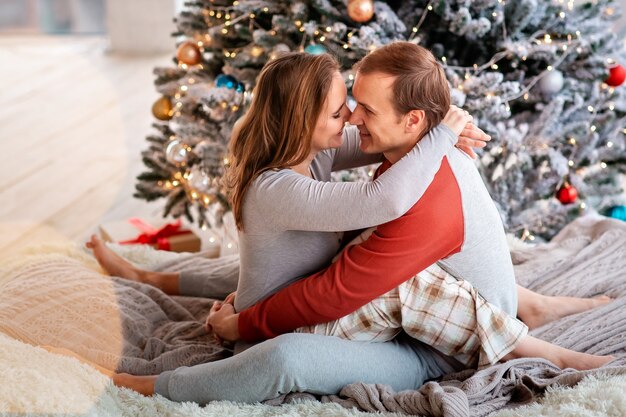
[{"xmin": 249, "ymin": 124, "xmax": 458, "ymax": 232}]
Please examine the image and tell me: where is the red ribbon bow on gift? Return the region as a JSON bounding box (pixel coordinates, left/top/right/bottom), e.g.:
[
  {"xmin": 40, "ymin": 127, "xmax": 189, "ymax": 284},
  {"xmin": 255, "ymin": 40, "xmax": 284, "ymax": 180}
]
[{"xmin": 119, "ymin": 218, "xmax": 190, "ymax": 251}]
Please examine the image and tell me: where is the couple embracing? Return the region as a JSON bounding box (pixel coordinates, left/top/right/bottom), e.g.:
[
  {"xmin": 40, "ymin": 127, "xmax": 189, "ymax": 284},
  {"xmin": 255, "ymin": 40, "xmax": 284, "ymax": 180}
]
[{"xmin": 79, "ymin": 41, "xmax": 612, "ymax": 403}]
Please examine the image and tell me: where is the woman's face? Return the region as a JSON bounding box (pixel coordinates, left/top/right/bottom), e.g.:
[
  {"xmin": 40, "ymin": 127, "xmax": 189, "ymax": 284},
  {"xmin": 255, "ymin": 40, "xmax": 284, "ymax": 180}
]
[{"xmin": 310, "ymin": 72, "xmax": 351, "ymax": 153}]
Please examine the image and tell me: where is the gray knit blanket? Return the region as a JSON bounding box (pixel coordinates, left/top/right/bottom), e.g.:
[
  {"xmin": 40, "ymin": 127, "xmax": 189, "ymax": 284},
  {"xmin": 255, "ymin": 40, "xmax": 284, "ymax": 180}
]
[{"xmin": 1, "ymin": 215, "xmax": 625, "ymax": 416}]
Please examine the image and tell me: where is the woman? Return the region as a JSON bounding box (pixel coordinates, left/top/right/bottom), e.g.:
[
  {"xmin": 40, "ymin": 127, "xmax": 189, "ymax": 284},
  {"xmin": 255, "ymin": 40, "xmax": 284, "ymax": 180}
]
[{"xmin": 82, "ymin": 52, "xmax": 610, "ymax": 403}]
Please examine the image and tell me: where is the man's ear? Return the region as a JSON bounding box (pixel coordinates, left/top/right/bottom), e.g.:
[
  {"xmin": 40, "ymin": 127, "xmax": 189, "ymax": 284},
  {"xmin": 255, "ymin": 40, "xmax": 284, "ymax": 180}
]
[{"xmin": 404, "ymin": 109, "xmax": 425, "ymax": 133}]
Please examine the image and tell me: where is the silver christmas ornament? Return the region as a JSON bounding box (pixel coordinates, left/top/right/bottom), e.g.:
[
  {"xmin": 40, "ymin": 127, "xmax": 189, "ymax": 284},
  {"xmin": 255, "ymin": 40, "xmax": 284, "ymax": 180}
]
[
  {"xmin": 166, "ymin": 139, "xmax": 189, "ymax": 166},
  {"xmin": 188, "ymin": 165, "xmax": 212, "ymax": 193},
  {"xmin": 539, "ymin": 70, "xmax": 564, "ymax": 95}
]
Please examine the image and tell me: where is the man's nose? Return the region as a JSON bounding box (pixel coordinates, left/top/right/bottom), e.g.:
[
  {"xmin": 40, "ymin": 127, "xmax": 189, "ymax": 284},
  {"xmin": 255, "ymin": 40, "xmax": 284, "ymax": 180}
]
[{"xmin": 349, "ymin": 107, "xmax": 363, "ymax": 125}]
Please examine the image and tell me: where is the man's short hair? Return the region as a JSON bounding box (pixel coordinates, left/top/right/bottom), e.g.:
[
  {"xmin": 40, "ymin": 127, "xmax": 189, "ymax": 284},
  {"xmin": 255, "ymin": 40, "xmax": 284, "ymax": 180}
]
[{"xmin": 355, "ymin": 42, "xmax": 450, "ymax": 134}]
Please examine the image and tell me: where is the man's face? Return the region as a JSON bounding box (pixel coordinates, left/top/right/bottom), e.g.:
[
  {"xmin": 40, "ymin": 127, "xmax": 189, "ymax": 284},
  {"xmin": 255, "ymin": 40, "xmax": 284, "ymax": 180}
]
[{"xmin": 349, "ymin": 71, "xmax": 413, "ymax": 156}]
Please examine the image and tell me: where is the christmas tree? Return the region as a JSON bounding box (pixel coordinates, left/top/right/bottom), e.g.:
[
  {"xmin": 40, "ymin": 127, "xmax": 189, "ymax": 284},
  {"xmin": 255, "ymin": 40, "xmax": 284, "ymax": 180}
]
[{"xmin": 135, "ymin": 0, "xmax": 626, "ymax": 240}]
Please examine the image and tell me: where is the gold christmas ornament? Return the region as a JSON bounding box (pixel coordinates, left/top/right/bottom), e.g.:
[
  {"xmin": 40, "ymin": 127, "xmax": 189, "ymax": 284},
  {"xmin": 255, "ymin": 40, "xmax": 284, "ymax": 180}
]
[
  {"xmin": 347, "ymin": 0, "xmax": 375, "ymax": 23},
  {"xmin": 176, "ymin": 41, "xmax": 203, "ymax": 65},
  {"xmin": 152, "ymin": 96, "xmax": 173, "ymax": 121}
]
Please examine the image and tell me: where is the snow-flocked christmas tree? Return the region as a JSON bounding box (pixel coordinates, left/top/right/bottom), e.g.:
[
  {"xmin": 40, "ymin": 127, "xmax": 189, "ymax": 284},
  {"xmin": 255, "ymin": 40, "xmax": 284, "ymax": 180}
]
[{"xmin": 135, "ymin": 0, "xmax": 626, "ymax": 241}]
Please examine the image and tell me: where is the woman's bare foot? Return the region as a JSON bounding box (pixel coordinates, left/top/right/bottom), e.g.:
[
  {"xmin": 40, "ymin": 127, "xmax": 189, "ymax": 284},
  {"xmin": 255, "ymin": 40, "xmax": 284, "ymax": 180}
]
[
  {"xmin": 42, "ymin": 345, "xmax": 157, "ymax": 396},
  {"xmin": 519, "ymin": 293, "xmax": 612, "ymax": 330},
  {"xmin": 86, "ymin": 235, "xmax": 143, "ymax": 282},
  {"xmin": 113, "ymin": 373, "xmax": 157, "ymax": 396},
  {"xmin": 86, "ymin": 235, "xmax": 180, "ymax": 294}
]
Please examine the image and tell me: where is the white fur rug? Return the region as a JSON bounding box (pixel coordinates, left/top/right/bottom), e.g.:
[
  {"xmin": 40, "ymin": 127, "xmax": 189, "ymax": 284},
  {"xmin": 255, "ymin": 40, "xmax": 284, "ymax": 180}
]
[
  {"xmin": 0, "ymin": 333, "xmax": 405, "ymax": 417},
  {"xmin": 2, "ymin": 225, "xmax": 626, "ymax": 417},
  {"xmin": 2, "ymin": 330, "xmax": 625, "ymax": 417}
]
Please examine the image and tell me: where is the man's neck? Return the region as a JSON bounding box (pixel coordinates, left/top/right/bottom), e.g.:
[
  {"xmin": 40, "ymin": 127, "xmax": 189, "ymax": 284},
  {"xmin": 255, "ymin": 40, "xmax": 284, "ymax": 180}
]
[{"xmin": 383, "ymin": 135, "xmax": 421, "ymax": 164}]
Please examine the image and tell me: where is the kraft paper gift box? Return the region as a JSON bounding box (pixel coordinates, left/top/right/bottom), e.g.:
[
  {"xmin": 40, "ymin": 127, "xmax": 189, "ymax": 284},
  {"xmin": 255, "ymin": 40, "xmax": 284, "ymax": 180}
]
[{"xmin": 99, "ymin": 217, "xmax": 201, "ymax": 253}]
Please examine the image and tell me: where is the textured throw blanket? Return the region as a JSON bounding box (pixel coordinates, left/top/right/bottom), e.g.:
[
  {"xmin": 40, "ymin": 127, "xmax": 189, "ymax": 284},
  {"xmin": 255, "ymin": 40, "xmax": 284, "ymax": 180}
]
[
  {"xmin": 0, "ymin": 215, "xmax": 625, "ymax": 416},
  {"xmin": 0, "ymin": 248, "xmax": 231, "ymax": 375}
]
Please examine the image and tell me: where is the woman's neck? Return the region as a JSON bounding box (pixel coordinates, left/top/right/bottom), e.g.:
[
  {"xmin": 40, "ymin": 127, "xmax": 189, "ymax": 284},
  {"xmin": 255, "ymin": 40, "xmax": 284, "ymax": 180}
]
[{"xmin": 289, "ymin": 152, "xmax": 317, "ymax": 178}]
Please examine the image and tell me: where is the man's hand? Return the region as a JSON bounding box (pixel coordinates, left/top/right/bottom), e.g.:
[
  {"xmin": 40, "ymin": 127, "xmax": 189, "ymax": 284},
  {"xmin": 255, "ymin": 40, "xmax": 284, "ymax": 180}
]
[
  {"xmin": 205, "ymin": 301, "xmax": 240, "ymax": 343},
  {"xmin": 457, "ymin": 122, "xmax": 491, "ymax": 159},
  {"xmin": 223, "ymin": 291, "xmax": 236, "ymax": 306}
]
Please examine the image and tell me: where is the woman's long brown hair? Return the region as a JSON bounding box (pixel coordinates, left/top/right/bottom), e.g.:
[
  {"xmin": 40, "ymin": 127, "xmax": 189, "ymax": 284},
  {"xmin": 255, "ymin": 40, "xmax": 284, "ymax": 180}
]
[{"xmin": 225, "ymin": 52, "xmax": 340, "ymax": 230}]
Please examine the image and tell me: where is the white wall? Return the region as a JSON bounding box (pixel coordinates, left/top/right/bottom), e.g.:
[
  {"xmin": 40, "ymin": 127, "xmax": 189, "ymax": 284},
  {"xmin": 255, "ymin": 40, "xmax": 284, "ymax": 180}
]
[{"xmin": 105, "ymin": 0, "xmax": 176, "ymax": 54}]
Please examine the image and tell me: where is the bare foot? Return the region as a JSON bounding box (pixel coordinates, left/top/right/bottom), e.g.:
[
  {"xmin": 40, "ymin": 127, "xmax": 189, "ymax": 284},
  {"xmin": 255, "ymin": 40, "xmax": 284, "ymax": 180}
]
[
  {"xmin": 41, "ymin": 345, "xmax": 115, "ymax": 377},
  {"xmin": 520, "ymin": 295, "xmax": 612, "ymax": 330},
  {"xmin": 556, "ymin": 351, "xmax": 615, "ymax": 371},
  {"xmin": 113, "ymin": 373, "xmax": 157, "ymax": 396},
  {"xmin": 42, "ymin": 345, "xmax": 157, "ymax": 396},
  {"xmin": 86, "ymin": 235, "xmax": 142, "ymax": 282},
  {"xmin": 503, "ymin": 336, "xmax": 614, "ymax": 371}
]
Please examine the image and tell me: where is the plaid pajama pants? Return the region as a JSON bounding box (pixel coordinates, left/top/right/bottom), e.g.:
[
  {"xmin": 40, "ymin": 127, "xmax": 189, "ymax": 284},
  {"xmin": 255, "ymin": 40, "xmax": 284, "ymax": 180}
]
[{"xmin": 295, "ymin": 262, "xmax": 528, "ymax": 368}]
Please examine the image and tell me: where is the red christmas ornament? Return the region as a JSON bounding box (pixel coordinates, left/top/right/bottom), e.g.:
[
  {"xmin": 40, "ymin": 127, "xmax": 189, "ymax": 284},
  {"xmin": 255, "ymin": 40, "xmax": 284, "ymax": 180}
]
[
  {"xmin": 556, "ymin": 183, "xmax": 578, "ymax": 204},
  {"xmin": 605, "ymin": 64, "xmax": 625, "ymax": 87}
]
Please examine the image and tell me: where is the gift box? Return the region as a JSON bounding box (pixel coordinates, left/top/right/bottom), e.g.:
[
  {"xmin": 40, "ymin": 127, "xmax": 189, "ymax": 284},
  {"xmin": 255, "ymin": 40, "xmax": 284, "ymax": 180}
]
[{"xmin": 99, "ymin": 217, "xmax": 201, "ymax": 253}]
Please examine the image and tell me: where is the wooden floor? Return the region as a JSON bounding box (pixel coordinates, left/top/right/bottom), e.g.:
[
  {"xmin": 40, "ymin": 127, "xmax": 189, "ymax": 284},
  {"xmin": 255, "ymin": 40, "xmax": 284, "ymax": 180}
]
[{"xmin": 0, "ymin": 36, "xmax": 178, "ymax": 261}]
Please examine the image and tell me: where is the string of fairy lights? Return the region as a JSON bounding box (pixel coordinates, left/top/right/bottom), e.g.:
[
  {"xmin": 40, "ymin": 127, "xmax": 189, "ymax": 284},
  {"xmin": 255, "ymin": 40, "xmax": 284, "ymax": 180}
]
[{"xmin": 148, "ymin": 0, "xmax": 626, "ymax": 235}]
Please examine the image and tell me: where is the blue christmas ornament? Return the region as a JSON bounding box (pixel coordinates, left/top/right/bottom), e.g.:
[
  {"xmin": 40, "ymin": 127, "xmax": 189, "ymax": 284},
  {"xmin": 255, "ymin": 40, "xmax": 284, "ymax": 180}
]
[
  {"xmin": 304, "ymin": 44, "xmax": 327, "ymax": 55},
  {"xmin": 215, "ymin": 74, "xmax": 238, "ymax": 89},
  {"xmin": 607, "ymin": 205, "xmax": 626, "ymax": 221},
  {"xmin": 235, "ymin": 81, "xmax": 245, "ymax": 93}
]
